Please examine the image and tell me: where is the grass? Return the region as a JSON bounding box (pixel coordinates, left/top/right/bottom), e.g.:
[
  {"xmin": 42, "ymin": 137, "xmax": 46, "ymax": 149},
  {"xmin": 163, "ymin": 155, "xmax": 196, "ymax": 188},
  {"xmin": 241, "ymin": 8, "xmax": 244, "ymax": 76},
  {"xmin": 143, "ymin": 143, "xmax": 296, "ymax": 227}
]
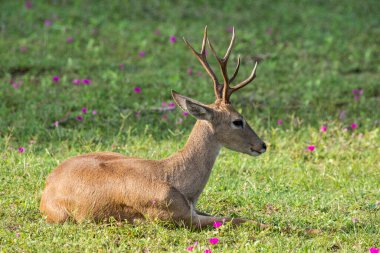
[{"xmin": 0, "ymin": 0, "xmax": 379, "ymax": 252}]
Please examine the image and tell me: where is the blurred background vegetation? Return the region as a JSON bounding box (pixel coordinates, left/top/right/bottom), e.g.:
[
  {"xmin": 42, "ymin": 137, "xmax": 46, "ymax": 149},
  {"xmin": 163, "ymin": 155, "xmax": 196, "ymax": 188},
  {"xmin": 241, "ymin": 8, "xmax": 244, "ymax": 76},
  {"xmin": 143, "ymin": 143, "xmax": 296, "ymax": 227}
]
[{"xmin": 1, "ymin": 0, "xmax": 379, "ymax": 146}]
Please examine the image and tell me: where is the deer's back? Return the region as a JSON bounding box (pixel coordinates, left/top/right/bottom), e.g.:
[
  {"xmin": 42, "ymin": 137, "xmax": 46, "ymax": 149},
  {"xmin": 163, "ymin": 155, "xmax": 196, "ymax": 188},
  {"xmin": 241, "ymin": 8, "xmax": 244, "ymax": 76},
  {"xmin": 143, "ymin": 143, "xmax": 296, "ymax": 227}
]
[{"xmin": 40, "ymin": 152, "xmax": 171, "ymax": 222}]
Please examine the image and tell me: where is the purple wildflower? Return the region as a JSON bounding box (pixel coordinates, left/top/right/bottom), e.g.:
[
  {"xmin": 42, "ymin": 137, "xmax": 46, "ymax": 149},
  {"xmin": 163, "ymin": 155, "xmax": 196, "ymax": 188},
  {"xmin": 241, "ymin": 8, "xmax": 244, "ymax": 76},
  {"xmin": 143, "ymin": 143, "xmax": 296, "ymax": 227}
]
[
  {"xmin": 76, "ymin": 116, "xmax": 84, "ymax": 121},
  {"xmin": 320, "ymin": 125, "xmax": 327, "ymax": 132},
  {"xmin": 226, "ymin": 26, "xmax": 234, "ymax": 33},
  {"xmin": 19, "ymin": 46, "xmax": 28, "ymax": 53},
  {"xmin": 139, "ymin": 51, "xmax": 145, "ymax": 57},
  {"xmin": 213, "ymin": 221, "xmax": 222, "ymax": 228},
  {"xmin": 66, "ymin": 37, "xmax": 73, "ymax": 43},
  {"xmin": 168, "ymin": 102, "xmax": 176, "ymax": 108},
  {"xmin": 82, "ymin": 79, "xmax": 91, "ymax": 85},
  {"xmin": 52, "ymin": 76, "xmax": 60, "ymax": 82},
  {"xmin": 25, "ymin": 1, "xmax": 32, "ymax": 9},
  {"xmin": 18, "ymin": 147, "xmax": 25, "ymax": 153},
  {"xmin": 133, "ymin": 87, "xmax": 142, "ymax": 93},
  {"xmin": 72, "ymin": 79, "xmax": 80, "ymax": 85},
  {"xmin": 44, "ymin": 19, "xmax": 52, "ymax": 27},
  {"xmin": 92, "ymin": 110, "xmax": 97, "ymax": 115},
  {"xmin": 81, "ymin": 107, "xmax": 87, "ymax": 114},
  {"xmin": 170, "ymin": 35, "xmax": 177, "ymax": 44},
  {"xmin": 154, "ymin": 29, "xmax": 161, "ymax": 35},
  {"xmin": 209, "ymin": 238, "xmax": 219, "ymax": 245},
  {"xmin": 176, "ymin": 118, "xmax": 183, "ymax": 124}
]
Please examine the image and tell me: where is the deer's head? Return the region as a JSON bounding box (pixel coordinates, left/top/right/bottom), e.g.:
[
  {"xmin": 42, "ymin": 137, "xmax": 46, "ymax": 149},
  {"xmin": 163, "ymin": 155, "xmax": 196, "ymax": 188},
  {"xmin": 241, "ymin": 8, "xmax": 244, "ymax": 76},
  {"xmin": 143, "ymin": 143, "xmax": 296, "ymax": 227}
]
[{"xmin": 172, "ymin": 27, "xmax": 266, "ymax": 156}]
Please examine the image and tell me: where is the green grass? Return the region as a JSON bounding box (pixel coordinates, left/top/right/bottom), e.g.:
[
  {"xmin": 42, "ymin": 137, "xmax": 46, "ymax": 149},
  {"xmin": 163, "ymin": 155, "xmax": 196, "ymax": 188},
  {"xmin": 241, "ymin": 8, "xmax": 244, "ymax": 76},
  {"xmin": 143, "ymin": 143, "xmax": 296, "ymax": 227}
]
[{"xmin": 0, "ymin": 1, "xmax": 379, "ymax": 252}]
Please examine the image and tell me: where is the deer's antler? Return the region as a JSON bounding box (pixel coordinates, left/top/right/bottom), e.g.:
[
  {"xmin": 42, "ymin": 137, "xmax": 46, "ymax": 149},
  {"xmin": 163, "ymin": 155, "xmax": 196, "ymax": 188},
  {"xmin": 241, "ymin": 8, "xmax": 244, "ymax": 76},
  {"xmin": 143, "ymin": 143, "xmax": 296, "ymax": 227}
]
[
  {"xmin": 183, "ymin": 26, "xmax": 224, "ymax": 99},
  {"xmin": 184, "ymin": 26, "xmax": 259, "ymax": 104}
]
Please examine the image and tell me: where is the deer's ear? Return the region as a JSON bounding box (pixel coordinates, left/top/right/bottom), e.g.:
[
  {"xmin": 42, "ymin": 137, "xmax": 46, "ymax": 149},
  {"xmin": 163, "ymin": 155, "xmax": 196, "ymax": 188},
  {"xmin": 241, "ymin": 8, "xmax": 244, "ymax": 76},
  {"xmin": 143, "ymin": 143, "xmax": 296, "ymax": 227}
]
[{"xmin": 171, "ymin": 90, "xmax": 214, "ymax": 121}]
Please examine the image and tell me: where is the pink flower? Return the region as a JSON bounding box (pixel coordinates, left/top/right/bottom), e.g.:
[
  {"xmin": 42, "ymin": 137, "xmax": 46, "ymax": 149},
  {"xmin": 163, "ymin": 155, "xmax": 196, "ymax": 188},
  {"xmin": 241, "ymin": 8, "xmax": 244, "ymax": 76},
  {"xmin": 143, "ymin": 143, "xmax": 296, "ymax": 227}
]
[
  {"xmin": 82, "ymin": 79, "xmax": 91, "ymax": 85},
  {"xmin": 168, "ymin": 102, "xmax": 176, "ymax": 108},
  {"xmin": 16, "ymin": 232, "xmax": 20, "ymax": 237},
  {"xmin": 307, "ymin": 145, "xmax": 315, "ymax": 152},
  {"xmin": 66, "ymin": 37, "xmax": 73, "ymax": 43},
  {"xmin": 320, "ymin": 125, "xmax": 327, "ymax": 132},
  {"xmin": 354, "ymin": 95, "xmax": 360, "ymax": 101},
  {"xmin": 339, "ymin": 110, "xmax": 346, "ymax": 120},
  {"xmin": 44, "ymin": 19, "xmax": 52, "ymax": 27},
  {"xmin": 359, "ymin": 89, "xmax": 363, "ymax": 95},
  {"xmin": 92, "ymin": 110, "xmax": 97, "ymax": 115},
  {"xmin": 11, "ymin": 80, "xmax": 23, "ymax": 89},
  {"xmin": 183, "ymin": 112, "xmax": 189, "ymax": 117},
  {"xmin": 209, "ymin": 237, "xmax": 219, "ymax": 245},
  {"xmin": 25, "ymin": 1, "xmax": 32, "ymax": 9},
  {"xmin": 213, "ymin": 221, "xmax": 222, "ymax": 228},
  {"xmin": 133, "ymin": 87, "xmax": 142, "ymax": 93},
  {"xmin": 351, "ymin": 123, "xmax": 358, "ymax": 129},
  {"xmin": 277, "ymin": 119, "xmax": 283, "ymax": 125},
  {"xmin": 226, "ymin": 26, "xmax": 234, "ymax": 33},
  {"xmin": 204, "ymin": 249, "xmax": 212, "ymax": 253},
  {"xmin": 161, "ymin": 102, "xmax": 167, "ymax": 107},
  {"xmin": 52, "ymin": 76, "xmax": 60, "ymax": 82},
  {"xmin": 154, "ymin": 29, "xmax": 161, "ymax": 36},
  {"xmin": 352, "ymin": 89, "xmax": 359, "ymax": 95},
  {"xmin": 139, "ymin": 51, "xmax": 145, "ymax": 57},
  {"xmin": 54, "ymin": 121, "xmax": 59, "ymax": 127},
  {"xmin": 186, "ymin": 246, "xmax": 194, "ymax": 251},
  {"xmin": 369, "ymin": 248, "xmax": 379, "ymax": 253},
  {"xmin": 176, "ymin": 118, "xmax": 183, "ymax": 124},
  {"xmin": 81, "ymin": 107, "xmax": 87, "ymax": 114},
  {"xmin": 119, "ymin": 64, "xmax": 125, "ymax": 70},
  {"xmin": 20, "ymin": 46, "xmax": 28, "ymax": 53},
  {"xmin": 76, "ymin": 116, "xmax": 84, "ymax": 121},
  {"xmin": 170, "ymin": 35, "xmax": 177, "ymax": 44},
  {"xmin": 187, "ymin": 67, "xmax": 193, "ymax": 76},
  {"xmin": 18, "ymin": 147, "xmax": 25, "ymax": 153},
  {"xmin": 72, "ymin": 79, "xmax": 81, "ymax": 85}
]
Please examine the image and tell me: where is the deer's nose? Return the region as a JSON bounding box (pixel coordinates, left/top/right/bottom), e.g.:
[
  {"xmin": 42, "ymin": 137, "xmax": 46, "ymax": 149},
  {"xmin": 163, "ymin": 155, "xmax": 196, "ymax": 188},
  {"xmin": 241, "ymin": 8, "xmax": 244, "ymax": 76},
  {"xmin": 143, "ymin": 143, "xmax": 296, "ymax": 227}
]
[{"xmin": 260, "ymin": 143, "xmax": 267, "ymax": 153}]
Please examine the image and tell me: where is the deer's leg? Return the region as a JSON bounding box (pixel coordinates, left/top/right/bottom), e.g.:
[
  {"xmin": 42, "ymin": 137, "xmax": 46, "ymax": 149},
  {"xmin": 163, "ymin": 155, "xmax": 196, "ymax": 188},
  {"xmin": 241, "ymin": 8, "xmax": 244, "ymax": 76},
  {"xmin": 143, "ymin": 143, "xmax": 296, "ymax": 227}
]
[
  {"xmin": 190, "ymin": 215, "xmax": 270, "ymax": 229},
  {"xmin": 195, "ymin": 209, "xmax": 212, "ymax": 216},
  {"xmin": 154, "ymin": 187, "xmax": 267, "ymax": 229}
]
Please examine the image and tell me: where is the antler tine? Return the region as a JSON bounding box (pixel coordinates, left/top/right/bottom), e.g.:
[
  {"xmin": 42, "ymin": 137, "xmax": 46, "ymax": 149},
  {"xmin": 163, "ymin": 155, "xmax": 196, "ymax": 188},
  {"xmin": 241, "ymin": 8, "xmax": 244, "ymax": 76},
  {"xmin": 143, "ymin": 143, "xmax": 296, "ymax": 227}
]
[
  {"xmin": 208, "ymin": 27, "xmax": 237, "ymax": 102},
  {"xmin": 229, "ymin": 55, "xmax": 241, "ymax": 84},
  {"xmin": 207, "ymin": 39, "xmax": 228, "ymax": 84},
  {"xmin": 183, "ymin": 26, "xmax": 222, "ymax": 99},
  {"xmin": 226, "ymin": 60, "xmax": 258, "ymax": 100},
  {"xmin": 224, "ymin": 27, "xmax": 235, "ymax": 61}
]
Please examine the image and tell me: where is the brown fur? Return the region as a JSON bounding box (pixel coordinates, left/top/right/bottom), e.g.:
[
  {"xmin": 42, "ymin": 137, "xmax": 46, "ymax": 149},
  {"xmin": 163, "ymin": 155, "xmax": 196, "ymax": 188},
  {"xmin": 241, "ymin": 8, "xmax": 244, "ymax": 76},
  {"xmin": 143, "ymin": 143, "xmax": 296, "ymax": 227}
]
[{"xmin": 40, "ymin": 28, "xmax": 267, "ymax": 229}]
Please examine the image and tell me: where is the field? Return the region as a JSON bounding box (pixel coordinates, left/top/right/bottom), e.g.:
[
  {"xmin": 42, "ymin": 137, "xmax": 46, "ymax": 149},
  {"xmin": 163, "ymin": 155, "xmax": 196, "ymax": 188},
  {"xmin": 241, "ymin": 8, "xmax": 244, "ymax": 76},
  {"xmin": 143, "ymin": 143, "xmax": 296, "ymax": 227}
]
[{"xmin": 0, "ymin": 1, "xmax": 379, "ymax": 252}]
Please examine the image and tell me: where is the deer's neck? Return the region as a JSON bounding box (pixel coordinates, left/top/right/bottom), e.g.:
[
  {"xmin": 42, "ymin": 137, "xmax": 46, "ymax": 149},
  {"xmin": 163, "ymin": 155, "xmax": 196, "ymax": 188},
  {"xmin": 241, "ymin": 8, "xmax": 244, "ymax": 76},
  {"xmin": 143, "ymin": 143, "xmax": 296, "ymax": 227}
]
[{"xmin": 164, "ymin": 120, "xmax": 221, "ymax": 203}]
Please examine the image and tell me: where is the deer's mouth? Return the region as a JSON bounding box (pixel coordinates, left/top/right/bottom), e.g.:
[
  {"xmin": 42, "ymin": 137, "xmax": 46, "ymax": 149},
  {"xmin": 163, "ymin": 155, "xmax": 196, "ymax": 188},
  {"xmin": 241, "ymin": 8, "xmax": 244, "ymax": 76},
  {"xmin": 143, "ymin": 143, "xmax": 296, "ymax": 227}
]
[{"xmin": 249, "ymin": 147, "xmax": 262, "ymax": 156}]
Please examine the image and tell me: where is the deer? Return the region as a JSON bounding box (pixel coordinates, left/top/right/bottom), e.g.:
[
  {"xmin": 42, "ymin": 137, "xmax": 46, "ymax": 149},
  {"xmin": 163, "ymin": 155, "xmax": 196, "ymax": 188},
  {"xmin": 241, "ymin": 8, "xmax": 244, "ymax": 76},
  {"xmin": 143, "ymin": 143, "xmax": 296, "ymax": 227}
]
[{"xmin": 40, "ymin": 26, "xmax": 267, "ymax": 229}]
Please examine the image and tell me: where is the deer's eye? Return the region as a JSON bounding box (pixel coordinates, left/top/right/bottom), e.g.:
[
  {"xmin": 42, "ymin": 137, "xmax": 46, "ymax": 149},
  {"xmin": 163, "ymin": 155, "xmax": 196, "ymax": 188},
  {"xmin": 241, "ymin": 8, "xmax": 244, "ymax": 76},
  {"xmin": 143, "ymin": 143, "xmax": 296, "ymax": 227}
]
[{"xmin": 232, "ymin": 119, "xmax": 244, "ymax": 128}]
